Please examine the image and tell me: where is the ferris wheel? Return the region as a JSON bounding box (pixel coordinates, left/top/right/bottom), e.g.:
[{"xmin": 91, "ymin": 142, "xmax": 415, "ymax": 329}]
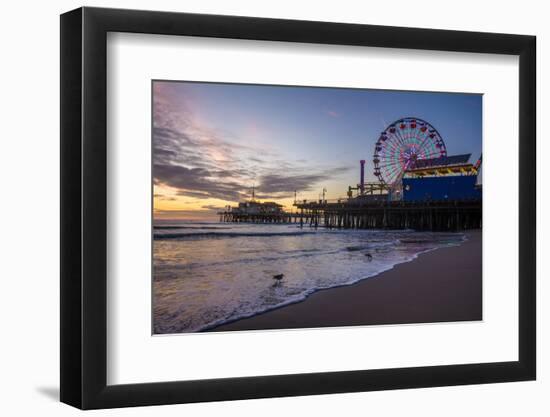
[{"xmin": 373, "ymin": 117, "xmax": 447, "ymax": 185}]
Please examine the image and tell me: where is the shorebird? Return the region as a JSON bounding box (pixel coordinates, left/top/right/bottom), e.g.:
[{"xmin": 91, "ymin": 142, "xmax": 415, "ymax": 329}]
[
  {"xmin": 365, "ymin": 253, "xmax": 373, "ymax": 261},
  {"xmin": 272, "ymin": 274, "xmax": 285, "ymax": 286}
]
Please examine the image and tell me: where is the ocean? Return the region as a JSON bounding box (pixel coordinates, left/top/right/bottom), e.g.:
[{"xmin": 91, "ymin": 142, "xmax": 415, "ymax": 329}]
[{"xmin": 153, "ymin": 221, "xmax": 466, "ymax": 334}]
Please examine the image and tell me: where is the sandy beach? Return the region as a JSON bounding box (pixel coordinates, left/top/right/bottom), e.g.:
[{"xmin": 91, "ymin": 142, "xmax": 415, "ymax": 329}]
[{"xmin": 209, "ymin": 230, "xmax": 482, "ymax": 332}]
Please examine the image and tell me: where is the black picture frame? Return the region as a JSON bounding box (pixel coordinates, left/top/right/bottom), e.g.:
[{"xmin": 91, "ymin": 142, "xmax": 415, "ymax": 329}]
[{"xmin": 60, "ymin": 6, "xmax": 536, "ymax": 410}]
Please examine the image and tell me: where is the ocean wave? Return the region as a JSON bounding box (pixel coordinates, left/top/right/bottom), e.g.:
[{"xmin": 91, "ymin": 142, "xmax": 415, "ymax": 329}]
[
  {"xmin": 196, "ymin": 244, "xmax": 465, "ymax": 332},
  {"xmin": 154, "ymin": 225, "xmax": 232, "ymax": 230},
  {"xmin": 346, "ymin": 245, "xmax": 376, "ymax": 252},
  {"xmin": 152, "ymin": 229, "xmax": 467, "ymax": 333},
  {"xmin": 154, "ymin": 230, "xmax": 315, "ymax": 240},
  {"xmin": 193, "ymin": 250, "xmax": 432, "ymax": 332},
  {"xmin": 155, "ymin": 247, "xmax": 350, "ymax": 275},
  {"xmin": 154, "ymin": 240, "xmax": 403, "ymax": 276}
]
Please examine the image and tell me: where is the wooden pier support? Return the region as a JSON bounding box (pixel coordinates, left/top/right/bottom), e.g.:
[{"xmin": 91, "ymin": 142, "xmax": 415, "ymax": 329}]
[
  {"xmin": 294, "ymin": 200, "xmax": 481, "ymax": 232},
  {"xmin": 218, "ymin": 199, "xmax": 481, "ymax": 232}
]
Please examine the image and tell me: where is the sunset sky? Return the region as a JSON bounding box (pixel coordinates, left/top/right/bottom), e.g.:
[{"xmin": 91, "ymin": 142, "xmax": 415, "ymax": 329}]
[{"xmin": 153, "ymin": 80, "xmax": 482, "ymax": 221}]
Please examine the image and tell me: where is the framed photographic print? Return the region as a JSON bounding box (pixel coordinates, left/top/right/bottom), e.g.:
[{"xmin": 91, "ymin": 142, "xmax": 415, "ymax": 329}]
[{"xmin": 60, "ymin": 6, "xmax": 536, "ymax": 409}]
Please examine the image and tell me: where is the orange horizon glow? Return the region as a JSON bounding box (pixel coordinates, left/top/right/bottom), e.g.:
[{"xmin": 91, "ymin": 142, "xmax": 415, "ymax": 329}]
[{"xmin": 153, "ymin": 183, "xmax": 303, "ymax": 221}]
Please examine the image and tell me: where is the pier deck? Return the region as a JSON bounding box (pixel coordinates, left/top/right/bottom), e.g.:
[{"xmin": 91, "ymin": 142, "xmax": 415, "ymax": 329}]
[{"xmin": 219, "ymin": 199, "xmax": 482, "ymax": 231}]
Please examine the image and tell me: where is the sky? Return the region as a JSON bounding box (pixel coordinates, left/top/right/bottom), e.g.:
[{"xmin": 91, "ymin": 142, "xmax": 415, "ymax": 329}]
[{"xmin": 153, "ymin": 80, "xmax": 482, "ymax": 221}]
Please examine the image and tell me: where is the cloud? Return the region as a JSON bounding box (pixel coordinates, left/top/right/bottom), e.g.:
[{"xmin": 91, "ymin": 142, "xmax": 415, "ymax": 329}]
[
  {"xmin": 154, "ymin": 193, "xmax": 177, "ymax": 201},
  {"xmin": 154, "ymin": 163, "xmax": 248, "ymax": 201},
  {"xmin": 326, "ymin": 110, "xmax": 340, "ymax": 118},
  {"xmin": 258, "ymin": 173, "xmax": 330, "ymax": 194},
  {"xmin": 152, "ymin": 81, "xmax": 351, "ymax": 204},
  {"xmin": 256, "ymin": 166, "xmax": 351, "ymax": 196}
]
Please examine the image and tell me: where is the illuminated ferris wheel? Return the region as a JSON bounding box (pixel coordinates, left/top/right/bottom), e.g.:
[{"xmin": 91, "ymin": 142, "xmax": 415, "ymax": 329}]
[{"xmin": 373, "ymin": 117, "xmax": 447, "ymax": 185}]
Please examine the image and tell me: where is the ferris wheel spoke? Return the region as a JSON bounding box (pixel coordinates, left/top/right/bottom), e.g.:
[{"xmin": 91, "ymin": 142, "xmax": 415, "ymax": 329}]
[
  {"xmin": 389, "ymin": 122, "xmax": 407, "ymax": 144},
  {"xmin": 389, "ymin": 167, "xmax": 402, "ymax": 182},
  {"xmin": 379, "ymin": 145, "xmax": 399, "ymax": 158},
  {"xmin": 417, "ymin": 133, "xmax": 438, "ymax": 152},
  {"xmin": 384, "ymin": 166, "xmax": 399, "ymax": 182},
  {"xmin": 395, "ymin": 132, "xmax": 413, "ymax": 151},
  {"xmin": 380, "ymin": 145, "xmax": 402, "ymax": 164},
  {"xmin": 384, "ymin": 138, "xmax": 404, "ymax": 154},
  {"xmin": 382, "ymin": 163, "xmax": 398, "ymax": 174},
  {"xmin": 394, "ymin": 127, "xmax": 408, "ymax": 146},
  {"xmin": 389, "ymin": 160, "xmax": 406, "ymax": 173},
  {"xmin": 381, "ymin": 166, "xmax": 402, "ymax": 181},
  {"xmin": 384, "ymin": 134, "xmax": 403, "ymax": 152},
  {"xmin": 376, "ymin": 159, "xmax": 400, "ymax": 171},
  {"xmin": 378, "ymin": 135, "xmax": 402, "ymax": 155}
]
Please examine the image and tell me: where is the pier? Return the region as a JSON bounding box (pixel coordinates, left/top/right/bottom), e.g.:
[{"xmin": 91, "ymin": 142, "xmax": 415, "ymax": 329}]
[
  {"xmin": 218, "ymin": 199, "xmax": 481, "ymax": 232},
  {"xmin": 292, "ymin": 199, "xmax": 481, "ymax": 231},
  {"xmin": 218, "ymin": 143, "xmax": 482, "ymax": 232}
]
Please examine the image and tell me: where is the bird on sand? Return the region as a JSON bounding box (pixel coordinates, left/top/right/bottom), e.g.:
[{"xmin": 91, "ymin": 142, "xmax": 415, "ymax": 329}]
[
  {"xmin": 272, "ymin": 273, "xmax": 285, "ymax": 286},
  {"xmin": 364, "ymin": 253, "xmax": 373, "ymax": 261}
]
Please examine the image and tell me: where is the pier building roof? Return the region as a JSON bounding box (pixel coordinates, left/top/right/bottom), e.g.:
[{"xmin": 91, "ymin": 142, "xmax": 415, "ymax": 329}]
[{"xmin": 405, "ymin": 154, "xmax": 477, "ymax": 177}]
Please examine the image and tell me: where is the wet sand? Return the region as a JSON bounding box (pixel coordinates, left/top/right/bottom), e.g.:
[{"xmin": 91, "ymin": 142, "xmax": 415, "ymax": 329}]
[{"xmin": 209, "ymin": 230, "xmax": 482, "ymax": 332}]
